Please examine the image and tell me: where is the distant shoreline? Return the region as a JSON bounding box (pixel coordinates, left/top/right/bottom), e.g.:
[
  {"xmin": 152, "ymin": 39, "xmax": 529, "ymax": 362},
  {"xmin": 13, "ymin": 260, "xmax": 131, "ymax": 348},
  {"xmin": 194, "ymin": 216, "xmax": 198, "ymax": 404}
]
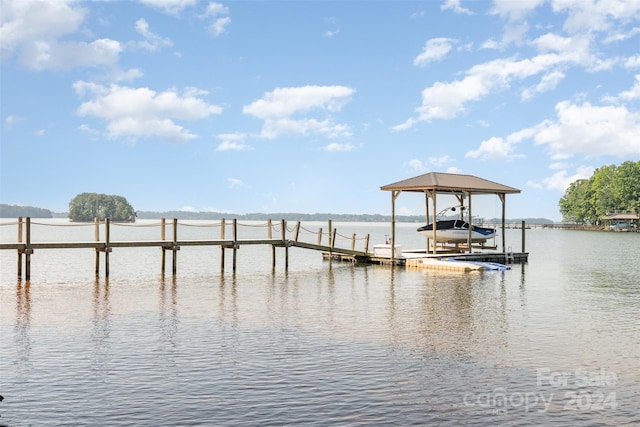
[{"xmin": 0, "ymin": 203, "xmax": 556, "ymax": 224}]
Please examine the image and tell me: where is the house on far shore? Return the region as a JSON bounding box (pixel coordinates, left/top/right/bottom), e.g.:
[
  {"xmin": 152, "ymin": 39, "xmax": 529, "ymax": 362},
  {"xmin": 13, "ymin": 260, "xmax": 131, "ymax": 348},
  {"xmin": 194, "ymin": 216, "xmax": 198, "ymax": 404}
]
[{"xmin": 603, "ymin": 211, "xmax": 639, "ymax": 231}]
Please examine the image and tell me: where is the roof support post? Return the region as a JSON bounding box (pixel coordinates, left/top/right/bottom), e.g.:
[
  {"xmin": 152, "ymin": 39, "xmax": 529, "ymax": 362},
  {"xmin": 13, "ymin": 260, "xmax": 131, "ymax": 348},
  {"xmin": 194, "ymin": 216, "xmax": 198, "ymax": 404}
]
[
  {"xmin": 424, "ymin": 191, "xmax": 430, "ymax": 253},
  {"xmin": 499, "ymin": 193, "xmax": 506, "ymax": 252},
  {"xmin": 426, "ymin": 190, "xmax": 437, "ymax": 254},
  {"xmin": 391, "ymin": 190, "xmax": 401, "ymax": 264},
  {"xmin": 467, "ymin": 192, "xmax": 472, "ymax": 253}
]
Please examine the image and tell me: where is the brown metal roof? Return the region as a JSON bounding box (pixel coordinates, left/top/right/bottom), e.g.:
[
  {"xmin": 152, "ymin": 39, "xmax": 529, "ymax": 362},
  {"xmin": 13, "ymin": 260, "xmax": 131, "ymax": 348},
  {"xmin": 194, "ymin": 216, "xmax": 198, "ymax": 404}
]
[
  {"xmin": 380, "ymin": 172, "xmax": 520, "ymax": 195},
  {"xmin": 603, "ymin": 213, "xmax": 639, "ymax": 220}
]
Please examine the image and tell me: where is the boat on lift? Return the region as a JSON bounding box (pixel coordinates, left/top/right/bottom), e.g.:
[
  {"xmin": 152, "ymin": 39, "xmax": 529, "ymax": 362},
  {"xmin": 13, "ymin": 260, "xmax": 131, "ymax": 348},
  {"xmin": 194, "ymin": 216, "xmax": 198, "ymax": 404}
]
[{"xmin": 417, "ymin": 206, "xmax": 496, "ymax": 243}]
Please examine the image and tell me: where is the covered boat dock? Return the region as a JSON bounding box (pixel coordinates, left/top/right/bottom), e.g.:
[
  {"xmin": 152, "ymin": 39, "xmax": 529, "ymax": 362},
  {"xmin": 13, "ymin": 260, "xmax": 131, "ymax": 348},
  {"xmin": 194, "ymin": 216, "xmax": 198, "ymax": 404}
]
[{"xmin": 379, "ymin": 172, "xmax": 526, "ymax": 265}]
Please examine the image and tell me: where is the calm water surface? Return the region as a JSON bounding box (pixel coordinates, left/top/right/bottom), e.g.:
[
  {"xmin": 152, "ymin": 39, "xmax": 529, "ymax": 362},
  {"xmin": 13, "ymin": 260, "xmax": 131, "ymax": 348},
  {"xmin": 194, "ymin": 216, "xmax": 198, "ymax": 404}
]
[{"xmin": 0, "ymin": 220, "xmax": 638, "ymax": 426}]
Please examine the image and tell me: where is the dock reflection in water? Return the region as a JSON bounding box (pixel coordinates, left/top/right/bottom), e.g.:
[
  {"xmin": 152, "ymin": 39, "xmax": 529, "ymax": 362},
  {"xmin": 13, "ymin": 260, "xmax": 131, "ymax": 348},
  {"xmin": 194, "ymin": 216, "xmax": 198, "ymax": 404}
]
[{"xmin": 0, "ymin": 227, "xmax": 638, "ymax": 426}]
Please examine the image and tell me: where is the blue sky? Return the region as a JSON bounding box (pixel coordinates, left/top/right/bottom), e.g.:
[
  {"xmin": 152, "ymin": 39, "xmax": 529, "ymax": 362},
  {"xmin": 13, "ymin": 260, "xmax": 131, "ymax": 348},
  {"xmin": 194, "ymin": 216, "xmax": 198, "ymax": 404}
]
[{"xmin": 1, "ymin": 0, "xmax": 639, "ymax": 221}]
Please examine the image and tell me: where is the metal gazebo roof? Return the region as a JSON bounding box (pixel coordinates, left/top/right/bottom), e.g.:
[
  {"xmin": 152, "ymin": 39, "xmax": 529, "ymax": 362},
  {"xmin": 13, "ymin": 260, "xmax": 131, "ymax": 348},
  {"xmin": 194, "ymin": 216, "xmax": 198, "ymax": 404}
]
[{"xmin": 381, "ymin": 172, "xmax": 521, "ymax": 195}]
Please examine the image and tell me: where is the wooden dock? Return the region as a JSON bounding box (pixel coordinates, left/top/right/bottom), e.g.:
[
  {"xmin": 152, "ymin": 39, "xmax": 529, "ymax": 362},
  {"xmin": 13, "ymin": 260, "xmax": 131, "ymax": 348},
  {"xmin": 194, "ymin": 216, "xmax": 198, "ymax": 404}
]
[
  {"xmin": 0, "ymin": 217, "xmax": 527, "ymax": 280},
  {"xmin": 0, "ymin": 217, "xmax": 374, "ymax": 280}
]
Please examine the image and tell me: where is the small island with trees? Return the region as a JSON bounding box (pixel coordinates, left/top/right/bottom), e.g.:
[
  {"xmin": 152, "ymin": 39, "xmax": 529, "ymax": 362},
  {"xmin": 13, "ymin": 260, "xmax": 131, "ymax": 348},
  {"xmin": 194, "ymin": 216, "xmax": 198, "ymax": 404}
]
[{"xmin": 68, "ymin": 192, "xmax": 136, "ymax": 222}]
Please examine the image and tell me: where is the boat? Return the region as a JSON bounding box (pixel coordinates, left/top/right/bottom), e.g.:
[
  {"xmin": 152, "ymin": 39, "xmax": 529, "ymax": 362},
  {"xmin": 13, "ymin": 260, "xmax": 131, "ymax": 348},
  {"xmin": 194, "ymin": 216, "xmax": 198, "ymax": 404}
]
[{"xmin": 417, "ymin": 206, "xmax": 496, "ymax": 243}]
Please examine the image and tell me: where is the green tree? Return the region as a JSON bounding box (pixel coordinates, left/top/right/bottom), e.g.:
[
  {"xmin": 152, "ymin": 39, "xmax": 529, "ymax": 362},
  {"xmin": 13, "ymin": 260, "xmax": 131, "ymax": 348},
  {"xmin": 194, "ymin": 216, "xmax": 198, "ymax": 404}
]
[
  {"xmin": 612, "ymin": 161, "xmax": 640, "ymax": 212},
  {"xmin": 559, "ymin": 179, "xmax": 593, "ymax": 223},
  {"xmin": 559, "ymin": 161, "xmax": 640, "ymax": 223},
  {"xmin": 68, "ymin": 193, "xmax": 136, "ymax": 222}
]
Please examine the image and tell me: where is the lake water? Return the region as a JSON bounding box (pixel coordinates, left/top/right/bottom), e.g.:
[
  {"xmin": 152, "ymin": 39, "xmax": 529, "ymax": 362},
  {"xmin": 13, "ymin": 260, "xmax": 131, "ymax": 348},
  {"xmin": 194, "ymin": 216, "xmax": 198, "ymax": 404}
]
[{"xmin": 0, "ymin": 219, "xmax": 639, "ymax": 426}]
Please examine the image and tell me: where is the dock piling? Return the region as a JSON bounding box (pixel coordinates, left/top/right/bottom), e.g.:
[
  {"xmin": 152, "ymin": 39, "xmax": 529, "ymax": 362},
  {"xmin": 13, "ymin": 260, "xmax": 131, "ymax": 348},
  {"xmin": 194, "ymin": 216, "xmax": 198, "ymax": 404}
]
[
  {"xmin": 17, "ymin": 217, "xmax": 23, "ymax": 280},
  {"xmin": 233, "ymin": 218, "xmax": 238, "ymax": 272},
  {"xmin": 161, "ymin": 218, "xmax": 166, "ymax": 273},
  {"xmin": 24, "ymin": 217, "xmax": 32, "ymax": 281},
  {"xmin": 220, "ymin": 218, "xmax": 226, "ymax": 271},
  {"xmin": 94, "ymin": 218, "xmax": 100, "ymax": 276},
  {"xmin": 172, "ymin": 218, "xmax": 178, "ymax": 275}
]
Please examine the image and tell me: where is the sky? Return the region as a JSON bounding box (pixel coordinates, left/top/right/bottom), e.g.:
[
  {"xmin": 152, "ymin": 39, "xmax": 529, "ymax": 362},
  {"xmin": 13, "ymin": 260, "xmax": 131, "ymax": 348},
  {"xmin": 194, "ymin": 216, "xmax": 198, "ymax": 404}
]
[{"xmin": 1, "ymin": 0, "xmax": 639, "ymax": 221}]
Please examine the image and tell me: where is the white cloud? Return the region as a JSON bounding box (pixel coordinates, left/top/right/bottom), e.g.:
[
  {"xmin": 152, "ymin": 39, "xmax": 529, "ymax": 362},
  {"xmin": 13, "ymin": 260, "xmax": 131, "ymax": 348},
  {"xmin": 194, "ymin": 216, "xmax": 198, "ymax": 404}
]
[
  {"xmin": 534, "ymin": 101, "xmax": 640, "ymax": 159},
  {"xmin": 615, "ymin": 74, "xmax": 640, "ymax": 101},
  {"xmin": 324, "ymin": 29, "xmax": 340, "ymax": 38},
  {"xmin": 112, "ymin": 68, "xmax": 144, "ymax": 83},
  {"xmin": 413, "ymin": 38, "xmax": 456, "ymax": 66},
  {"xmin": 139, "ymin": 0, "xmax": 198, "ymax": 14},
  {"xmin": 604, "ymin": 26, "xmax": 640, "ymax": 43},
  {"xmin": 210, "ymin": 17, "xmax": 231, "ymax": 37},
  {"xmin": 323, "ymin": 142, "xmax": 354, "ymax": 152},
  {"xmin": 406, "ymin": 159, "xmax": 426, "ymax": 173},
  {"xmin": 549, "ymin": 161, "xmax": 569, "ymax": 170},
  {"xmin": 216, "ymin": 133, "xmax": 252, "ymax": 151},
  {"xmin": 0, "ymin": 0, "xmax": 85, "ymax": 58},
  {"xmin": 4, "ymin": 114, "xmax": 24, "ymax": 129},
  {"xmin": 429, "ymin": 155, "xmax": 453, "ymax": 167},
  {"xmin": 134, "ymin": 19, "xmax": 173, "ymax": 52},
  {"xmin": 0, "ymin": 0, "xmax": 123, "ymax": 70},
  {"xmin": 243, "ymin": 85, "xmax": 354, "ymax": 139},
  {"xmin": 202, "ymin": 2, "xmax": 231, "ymax": 36},
  {"xmin": 521, "ymin": 70, "xmax": 565, "ymax": 100},
  {"xmin": 481, "ymin": 38, "xmax": 499, "ymax": 50},
  {"xmin": 216, "ymin": 141, "xmax": 251, "ymax": 151},
  {"xmin": 20, "ymin": 38, "xmax": 122, "ymax": 71},
  {"xmin": 490, "ymin": 0, "xmax": 545, "ymax": 22},
  {"xmin": 74, "ymin": 82, "xmax": 223, "ymax": 142},
  {"xmin": 204, "ymin": 2, "xmax": 229, "ymax": 16},
  {"xmin": 527, "ymin": 165, "xmax": 595, "ymax": 192},
  {"xmin": 465, "ymin": 137, "xmax": 517, "ymax": 160},
  {"xmin": 440, "ymin": 0, "xmax": 473, "ymax": 15},
  {"xmin": 396, "ymin": 1, "xmax": 640, "ymax": 131},
  {"xmin": 227, "ymin": 178, "xmax": 243, "ymax": 189},
  {"xmin": 394, "ymin": 52, "xmax": 577, "ymax": 129},
  {"xmin": 466, "ymin": 125, "xmax": 539, "ymax": 160},
  {"xmin": 552, "ymin": 0, "xmax": 640, "ymax": 35},
  {"xmin": 624, "ymin": 55, "xmax": 640, "ymax": 68}
]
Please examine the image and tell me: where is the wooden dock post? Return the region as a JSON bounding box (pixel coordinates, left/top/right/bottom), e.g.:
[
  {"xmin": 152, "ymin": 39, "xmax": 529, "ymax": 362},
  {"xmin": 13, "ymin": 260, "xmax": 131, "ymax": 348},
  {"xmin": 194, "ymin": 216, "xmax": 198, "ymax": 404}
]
[
  {"xmin": 294, "ymin": 221, "xmax": 300, "ymax": 242},
  {"xmin": 105, "ymin": 218, "xmax": 110, "ymax": 278},
  {"xmin": 268, "ymin": 219, "xmax": 275, "ymax": 269},
  {"xmin": 281, "ymin": 219, "xmax": 288, "ymax": 270},
  {"xmin": 364, "ymin": 234, "xmax": 370, "ymax": 255},
  {"xmin": 317, "ymin": 227, "xmax": 322, "ymax": 246},
  {"xmin": 328, "ymin": 220, "xmax": 333, "ymax": 263},
  {"xmin": 220, "ymin": 218, "xmax": 226, "ymax": 271},
  {"xmin": 522, "ymin": 220, "xmax": 526, "ymax": 253},
  {"xmin": 94, "ymin": 218, "xmax": 100, "ymax": 276},
  {"xmin": 232, "ymin": 218, "xmax": 238, "ymax": 273},
  {"xmin": 351, "ymin": 233, "xmax": 356, "ymax": 251},
  {"xmin": 25, "ymin": 217, "xmax": 32, "ymax": 281},
  {"xmin": 172, "ymin": 218, "xmax": 178, "ymax": 275},
  {"xmin": 17, "ymin": 217, "xmax": 23, "ymax": 280},
  {"xmin": 161, "ymin": 218, "xmax": 166, "ymax": 274}
]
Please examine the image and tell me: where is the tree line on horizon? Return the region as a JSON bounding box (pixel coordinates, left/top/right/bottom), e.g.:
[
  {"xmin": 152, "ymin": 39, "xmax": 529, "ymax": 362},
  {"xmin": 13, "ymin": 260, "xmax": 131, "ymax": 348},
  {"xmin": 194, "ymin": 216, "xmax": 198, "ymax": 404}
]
[
  {"xmin": 0, "ymin": 204, "xmax": 53, "ymax": 218},
  {"xmin": 559, "ymin": 160, "xmax": 640, "ymax": 224},
  {"xmin": 1, "ymin": 201, "xmax": 554, "ymax": 224}
]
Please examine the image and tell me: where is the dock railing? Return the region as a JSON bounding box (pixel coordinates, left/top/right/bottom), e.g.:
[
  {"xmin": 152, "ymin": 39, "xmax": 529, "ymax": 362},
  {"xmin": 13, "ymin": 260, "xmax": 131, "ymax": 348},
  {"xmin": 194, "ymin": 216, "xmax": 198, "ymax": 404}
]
[{"xmin": 0, "ymin": 217, "xmax": 371, "ymax": 280}]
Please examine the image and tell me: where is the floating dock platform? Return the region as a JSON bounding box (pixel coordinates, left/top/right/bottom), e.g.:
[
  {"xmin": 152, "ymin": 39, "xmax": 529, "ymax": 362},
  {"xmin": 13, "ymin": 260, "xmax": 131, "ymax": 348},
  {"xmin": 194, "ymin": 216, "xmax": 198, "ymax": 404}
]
[{"xmin": 322, "ymin": 247, "xmax": 528, "ymax": 271}]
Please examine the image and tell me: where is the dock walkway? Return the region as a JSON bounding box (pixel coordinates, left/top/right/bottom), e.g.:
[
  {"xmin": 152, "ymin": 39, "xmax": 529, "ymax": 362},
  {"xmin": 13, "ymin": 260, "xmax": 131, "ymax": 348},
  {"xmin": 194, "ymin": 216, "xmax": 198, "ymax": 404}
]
[{"xmin": 1, "ymin": 217, "xmax": 527, "ymax": 280}]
